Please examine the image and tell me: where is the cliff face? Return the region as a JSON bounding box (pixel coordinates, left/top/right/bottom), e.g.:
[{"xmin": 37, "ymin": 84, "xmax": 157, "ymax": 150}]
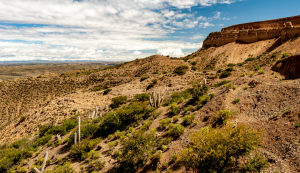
[
  {"xmin": 223, "ymin": 15, "xmax": 300, "ymax": 31},
  {"xmin": 203, "ymin": 16, "xmax": 300, "ymax": 48}
]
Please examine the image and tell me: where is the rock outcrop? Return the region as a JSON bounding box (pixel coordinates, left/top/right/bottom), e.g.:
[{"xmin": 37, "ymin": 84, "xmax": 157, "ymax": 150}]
[
  {"xmin": 223, "ymin": 15, "xmax": 300, "ymax": 31},
  {"xmin": 272, "ymin": 54, "xmax": 300, "ymax": 78},
  {"xmin": 203, "ymin": 15, "xmax": 300, "ymax": 48}
]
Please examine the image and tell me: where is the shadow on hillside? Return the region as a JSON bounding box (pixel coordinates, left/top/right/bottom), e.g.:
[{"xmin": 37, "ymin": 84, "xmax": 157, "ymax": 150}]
[
  {"xmin": 138, "ymin": 160, "xmax": 159, "ymax": 173},
  {"xmin": 271, "ymin": 54, "xmax": 300, "ymax": 80},
  {"xmin": 57, "ymin": 142, "xmax": 72, "ymax": 155},
  {"xmin": 266, "ymin": 37, "xmax": 282, "ymax": 52}
]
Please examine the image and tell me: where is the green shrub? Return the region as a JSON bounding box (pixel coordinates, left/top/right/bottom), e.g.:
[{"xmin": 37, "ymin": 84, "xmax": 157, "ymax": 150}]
[
  {"xmin": 159, "ymin": 118, "xmax": 171, "ymax": 129},
  {"xmin": 94, "ymin": 102, "xmax": 155, "ymax": 137},
  {"xmin": 168, "ymin": 124, "xmax": 185, "ymax": 137},
  {"xmin": 20, "ymin": 167, "xmax": 27, "ymax": 173},
  {"xmin": 147, "ymin": 79, "xmax": 157, "ymax": 90},
  {"xmin": 217, "ymin": 110, "xmax": 232, "ymax": 124},
  {"xmin": 172, "ymin": 116, "xmax": 179, "ymax": 122},
  {"xmin": 152, "ymin": 71, "xmax": 159, "ymax": 74},
  {"xmin": 113, "ymin": 150, "xmax": 121, "ymax": 158},
  {"xmin": 282, "ymin": 52, "xmax": 291, "ymax": 58},
  {"xmin": 246, "ymin": 57, "xmax": 256, "ymax": 61},
  {"xmin": 19, "ymin": 116, "xmax": 26, "ymax": 123},
  {"xmin": 214, "ymin": 80, "xmax": 231, "ymax": 87},
  {"xmin": 228, "ymin": 63, "xmax": 236, "ymax": 67},
  {"xmin": 191, "ymin": 83, "xmax": 209, "ymax": 101},
  {"xmin": 108, "ymin": 141, "xmax": 118, "ymax": 151},
  {"xmin": 184, "ymin": 105, "xmax": 193, "ymax": 112},
  {"xmin": 69, "ymin": 138, "xmax": 101, "ymax": 160},
  {"xmin": 296, "ymin": 124, "xmax": 300, "ymax": 128},
  {"xmin": 224, "ymin": 83, "xmax": 233, "ymax": 89},
  {"xmin": 198, "ymin": 95, "xmax": 211, "ymax": 104},
  {"xmin": 113, "ymin": 130, "xmax": 126, "ymax": 139},
  {"xmin": 220, "ymin": 71, "xmax": 231, "ymax": 78},
  {"xmin": 225, "ymin": 67, "xmax": 234, "ymax": 71},
  {"xmin": 191, "ymin": 66, "xmax": 197, "ymax": 71},
  {"xmin": 183, "ymin": 114, "xmax": 195, "ymax": 125},
  {"xmin": 209, "ymin": 92, "xmax": 216, "ymax": 98},
  {"xmin": 174, "ymin": 66, "xmax": 189, "ymax": 75},
  {"xmin": 32, "ymin": 135, "xmax": 52, "ymax": 148},
  {"xmin": 169, "ymin": 103, "xmax": 180, "ymax": 115},
  {"xmin": 140, "ymin": 76, "xmax": 148, "ymax": 82},
  {"xmin": 41, "ymin": 117, "xmax": 77, "ymax": 137},
  {"xmin": 103, "ymin": 88, "xmax": 112, "ymax": 95},
  {"xmin": 241, "ymin": 154, "xmax": 269, "ymax": 172},
  {"xmin": 140, "ymin": 120, "xmax": 153, "ymax": 131},
  {"xmin": 69, "ymin": 121, "xmax": 98, "ymax": 144},
  {"xmin": 233, "ymin": 98, "xmax": 240, "ymax": 104},
  {"xmin": 0, "ymin": 139, "xmax": 37, "ymax": 172},
  {"xmin": 117, "ymin": 129, "xmax": 159, "ymax": 172},
  {"xmin": 134, "ymin": 93, "xmax": 149, "ymax": 102},
  {"xmin": 233, "ymin": 86, "xmax": 237, "ymax": 90},
  {"xmin": 179, "ymin": 124, "xmax": 265, "ymax": 172},
  {"xmin": 244, "ymin": 86, "xmax": 248, "ymax": 90},
  {"xmin": 239, "ymin": 73, "xmax": 246, "ymax": 77},
  {"xmin": 45, "ymin": 161, "xmax": 75, "ymax": 173},
  {"xmin": 164, "ymin": 89, "xmax": 191, "ymax": 106},
  {"xmin": 258, "ymin": 70, "xmax": 265, "ymax": 74},
  {"xmin": 171, "ymin": 154, "xmax": 178, "ymax": 162},
  {"xmin": 254, "ymin": 65, "xmax": 260, "ymax": 71},
  {"xmin": 190, "ymin": 61, "xmax": 197, "ymax": 65},
  {"xmin": 110, "ymin": 96, "xmax": 127, "ymax": 109},
  {"xmin": 90, "ymin": 86, "xmax": 102, "ymax": 92},
  {"xmin": 88, "ymin": 150, "xmax": 100, "ymax": 161}
]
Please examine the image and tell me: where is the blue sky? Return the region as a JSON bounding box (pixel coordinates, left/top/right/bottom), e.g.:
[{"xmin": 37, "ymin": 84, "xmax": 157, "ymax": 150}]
[{"xmin": 0, "ymin": 0, "xmax": 299, "ymax": 62}]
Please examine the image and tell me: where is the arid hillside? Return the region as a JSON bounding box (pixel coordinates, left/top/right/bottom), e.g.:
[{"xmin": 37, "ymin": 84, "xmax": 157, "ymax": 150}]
[{"xmin": 1, "ymin": 17, "xmax": 300, "ymax": 173}]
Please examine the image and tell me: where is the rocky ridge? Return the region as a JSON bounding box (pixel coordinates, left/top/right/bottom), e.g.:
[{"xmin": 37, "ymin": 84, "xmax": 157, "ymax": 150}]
[{"xmin": 203, "ymin": 15, "xmax": 300, "ymax": 47}]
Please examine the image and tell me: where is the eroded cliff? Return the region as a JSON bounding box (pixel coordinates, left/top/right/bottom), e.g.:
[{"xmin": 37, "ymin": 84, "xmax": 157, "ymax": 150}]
[{"xmin": 203, "ymin": 16, "xmax": 300, "ymax": 47}]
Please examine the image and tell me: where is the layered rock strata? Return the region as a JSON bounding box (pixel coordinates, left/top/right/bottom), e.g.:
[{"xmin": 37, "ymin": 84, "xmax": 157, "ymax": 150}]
[
  {"xmin": 223, "ymin": 15, "xmax": 300, "ymax": 31},
  {"xmin": 203, "ymin": 16, "xmax": 300, "ymax": 47}
]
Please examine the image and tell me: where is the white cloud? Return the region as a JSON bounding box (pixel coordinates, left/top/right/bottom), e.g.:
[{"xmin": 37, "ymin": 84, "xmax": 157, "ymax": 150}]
[
  {"xmin": 157, "ymin": 49, "xmax": 184, "ymax": 57},
  {"xmin": 0, "ymin": 0, "xmax": 238, "ymax": 61},
  {"xmin": 133, "ymin": 50, "xmax": 142, "ymax": 55},
  {"xmin": 213, "ymin": 12, "xmax": 221, "ymax": 20},
  {"xmin": 190, "ymin": 35, "xmax": 205, "ymax": 39},
  {"xmin": 199, "ymin": 22, "xmax": 215, "ymax": 28}
]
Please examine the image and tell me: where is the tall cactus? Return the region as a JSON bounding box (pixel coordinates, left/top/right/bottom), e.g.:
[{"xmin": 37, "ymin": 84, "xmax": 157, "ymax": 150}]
[
  {"xmin": 92, "ymin": 110, "xmax": 95, "ymax": 119},
  {"xmin": 74, "ymin": 132, "xmax": 77, "ymax": 145},
  {"xmin": 78, "ymin": 116, "xmax": 81, "ymax": 143},
  {"xmin": 34, "ymin": 151, "xmax": 48, "ymax": 173},
  {"xmin": 149, "ymin": 92, "xmax": 163, "ymax": 108}
]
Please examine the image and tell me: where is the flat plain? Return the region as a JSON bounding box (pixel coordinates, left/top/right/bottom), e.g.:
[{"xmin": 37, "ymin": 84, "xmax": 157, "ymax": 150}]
[{"xmin": 0, "ymin": 62, "xmax": 118, "ymax": 81}]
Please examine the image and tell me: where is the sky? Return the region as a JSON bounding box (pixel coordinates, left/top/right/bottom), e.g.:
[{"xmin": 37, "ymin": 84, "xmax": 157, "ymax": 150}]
[{"xmin": 0, "ymin": 0, "xmax": 299, "ymax": 62}]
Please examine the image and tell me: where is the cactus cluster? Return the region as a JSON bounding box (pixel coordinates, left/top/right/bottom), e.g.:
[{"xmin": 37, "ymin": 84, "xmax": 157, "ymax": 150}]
[
  {"xmin": 88, "ymin": 106, "xmax": 107, "ymax": 120},
  {"xmin": 149, "ymin": 92, "xmax": 163, "ymax": 108}
]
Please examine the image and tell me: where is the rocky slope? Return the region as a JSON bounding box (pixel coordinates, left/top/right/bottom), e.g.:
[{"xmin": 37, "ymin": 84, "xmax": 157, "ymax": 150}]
[{"xmin": 1, "ymin": 17, "xmax": 300, "ymax": 173}]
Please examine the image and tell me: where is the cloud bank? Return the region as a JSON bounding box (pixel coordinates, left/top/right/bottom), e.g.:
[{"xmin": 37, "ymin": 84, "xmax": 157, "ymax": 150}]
[{"xmin": 0, "ymin": 0, "xmax": 237, "ymax": 61}]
